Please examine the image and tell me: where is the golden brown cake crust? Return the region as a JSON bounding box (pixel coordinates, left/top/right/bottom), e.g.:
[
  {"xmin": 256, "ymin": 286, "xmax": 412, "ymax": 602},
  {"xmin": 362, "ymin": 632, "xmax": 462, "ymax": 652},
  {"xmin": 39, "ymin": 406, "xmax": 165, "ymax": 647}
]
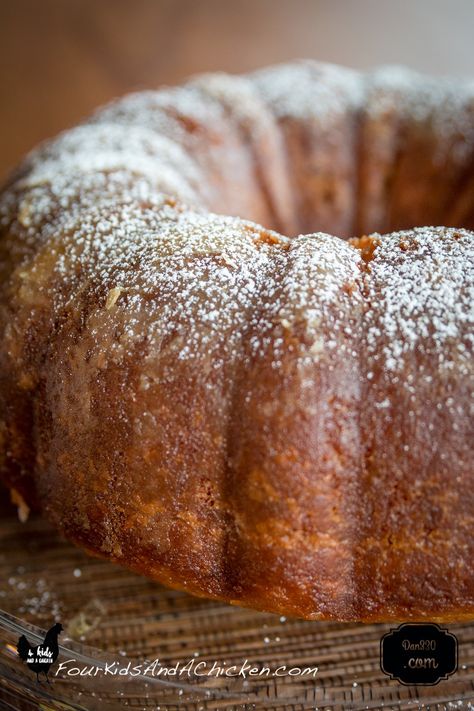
[{"xmin": 0, "ymin": 61, "xmax": 473, "ymax": 621}]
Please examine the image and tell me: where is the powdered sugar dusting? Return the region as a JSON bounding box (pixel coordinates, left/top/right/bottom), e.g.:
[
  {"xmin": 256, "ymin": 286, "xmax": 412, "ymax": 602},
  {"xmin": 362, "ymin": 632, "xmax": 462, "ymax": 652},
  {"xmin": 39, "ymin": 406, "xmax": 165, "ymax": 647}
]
[
  {"xmin": 257, "ymin": 232, "xmax": 362, "ymax": 370},
  {"xmin": 251, "ymin": 60, "xmax": 364, "ymax": 121},
  {"xmin": 0, "ymin": 63, "xmax": 473, "ymax": 388},
  {"xmin": 365, "ymin": 66, "xmax": 474, "ymax": 162},
  {"xmin": 364, "ymin": 227, "xmax": 474, "ymax": 376}
]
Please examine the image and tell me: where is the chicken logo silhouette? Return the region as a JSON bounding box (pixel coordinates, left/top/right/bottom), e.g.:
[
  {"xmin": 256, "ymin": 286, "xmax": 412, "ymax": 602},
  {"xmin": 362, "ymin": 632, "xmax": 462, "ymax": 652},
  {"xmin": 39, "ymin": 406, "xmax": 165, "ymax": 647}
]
[{"xmin": 17, "ymin": 622, "xmax": 63, "ymax": 684}]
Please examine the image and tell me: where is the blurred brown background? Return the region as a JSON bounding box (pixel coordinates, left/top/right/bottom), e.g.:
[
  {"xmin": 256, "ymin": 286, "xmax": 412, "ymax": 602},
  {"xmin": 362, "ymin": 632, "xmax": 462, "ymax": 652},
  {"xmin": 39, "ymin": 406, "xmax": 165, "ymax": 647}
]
[{"xmin": 1, "ymin": 0, "xmax": 474, "ymax": 181}]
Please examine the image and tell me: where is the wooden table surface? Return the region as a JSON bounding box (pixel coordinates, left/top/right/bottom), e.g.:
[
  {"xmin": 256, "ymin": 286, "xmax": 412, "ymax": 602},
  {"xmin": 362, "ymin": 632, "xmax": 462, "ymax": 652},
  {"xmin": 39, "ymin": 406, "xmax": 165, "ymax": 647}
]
[{"xmin": 1, "ymin": 0, "xmax": 474, "ymax": 181}]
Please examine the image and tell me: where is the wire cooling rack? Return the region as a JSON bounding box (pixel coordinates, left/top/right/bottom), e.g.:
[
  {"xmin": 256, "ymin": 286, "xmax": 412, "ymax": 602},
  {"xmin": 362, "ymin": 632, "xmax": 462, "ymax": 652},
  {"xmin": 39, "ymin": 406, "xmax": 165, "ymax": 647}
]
[{"xmin": 0, "ymin": 509, "xmax": 473, "ymax": 710}]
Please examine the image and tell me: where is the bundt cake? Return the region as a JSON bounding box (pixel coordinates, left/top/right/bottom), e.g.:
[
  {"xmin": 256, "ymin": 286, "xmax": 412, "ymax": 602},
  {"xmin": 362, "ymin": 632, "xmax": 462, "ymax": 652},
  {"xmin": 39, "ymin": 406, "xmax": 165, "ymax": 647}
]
[{"xmin": 0, "ymin": 61, "xmax": 473, "ymax": 622}]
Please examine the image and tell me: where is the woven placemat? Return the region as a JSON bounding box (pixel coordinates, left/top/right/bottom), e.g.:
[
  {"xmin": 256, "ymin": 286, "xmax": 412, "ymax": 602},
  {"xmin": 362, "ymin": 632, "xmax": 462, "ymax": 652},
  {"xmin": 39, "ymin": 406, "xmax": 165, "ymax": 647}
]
[{"xmin": 0, "ymin": 505, "xmax": 473, "ymax": 710}]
